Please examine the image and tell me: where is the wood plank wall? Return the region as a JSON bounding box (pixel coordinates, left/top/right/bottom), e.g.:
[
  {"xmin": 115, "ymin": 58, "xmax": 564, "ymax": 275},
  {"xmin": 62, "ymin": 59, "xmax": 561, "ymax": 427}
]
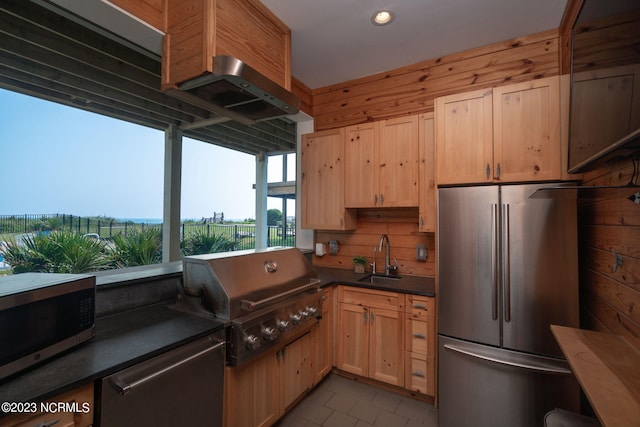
[
  {"xmin": 579, "ymin": 161, "xmax": 640, "ymax": 351},
  {"xmin": 310, "ymin": 29, "xmax": 560, "ymax": 131},
  {"xmin": 312, "ymin": 209, "xmax": 436, "ymax": 278}
]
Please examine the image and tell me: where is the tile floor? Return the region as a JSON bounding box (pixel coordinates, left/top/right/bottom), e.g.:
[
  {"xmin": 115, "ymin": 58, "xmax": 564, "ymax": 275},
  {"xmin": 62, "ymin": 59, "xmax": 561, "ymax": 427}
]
[{"xmin": 275, "ymin": 373, "xmax": 439, "ymax": 427}]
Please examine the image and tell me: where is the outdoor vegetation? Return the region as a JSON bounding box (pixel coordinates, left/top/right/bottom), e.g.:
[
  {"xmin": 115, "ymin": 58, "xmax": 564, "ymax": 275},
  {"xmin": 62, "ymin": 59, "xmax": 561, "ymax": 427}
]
[{"xmin": 0, "ymin": 212, "xmax": 295, "ymax": 275}]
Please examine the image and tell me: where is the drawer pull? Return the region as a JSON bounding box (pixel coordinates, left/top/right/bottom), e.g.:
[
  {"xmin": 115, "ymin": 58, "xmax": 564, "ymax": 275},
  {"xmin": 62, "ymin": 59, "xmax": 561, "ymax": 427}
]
[
  {"xmin": 413, "ymin": 303, "xmax": 427, "ymax": 309},
  {"xmin": 412, "ymin": 370, "xmax": 426, "ymax": 378},
  {"xmin": 412, "ymin": 333, "xmax": 426, "ymax": 339}
]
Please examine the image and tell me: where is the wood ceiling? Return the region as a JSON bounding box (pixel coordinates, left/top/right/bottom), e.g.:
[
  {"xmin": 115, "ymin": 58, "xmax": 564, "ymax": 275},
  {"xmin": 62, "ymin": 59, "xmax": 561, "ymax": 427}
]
[{"xmin": 0, "ymin": 0, "xmax": 297, "ymax": 156}]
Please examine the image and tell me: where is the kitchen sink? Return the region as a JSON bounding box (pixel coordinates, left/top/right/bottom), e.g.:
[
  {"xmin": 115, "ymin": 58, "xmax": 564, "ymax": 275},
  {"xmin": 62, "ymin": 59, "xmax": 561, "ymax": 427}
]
[{"xmin": 358, "ymin": 274, "xmax": 402, "ymax": 285}]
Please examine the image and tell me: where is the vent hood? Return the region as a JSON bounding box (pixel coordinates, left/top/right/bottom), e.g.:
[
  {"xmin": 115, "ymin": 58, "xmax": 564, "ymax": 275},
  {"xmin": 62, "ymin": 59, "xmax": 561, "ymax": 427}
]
[{"xmin": 166, "ymin": 56, "xmax": 300, "ymax": 126}]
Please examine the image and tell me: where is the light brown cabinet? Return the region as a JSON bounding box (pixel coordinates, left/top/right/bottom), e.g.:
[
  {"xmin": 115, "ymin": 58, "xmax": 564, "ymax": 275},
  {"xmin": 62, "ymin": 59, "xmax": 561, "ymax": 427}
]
[
  {"xmin": 0, "ymin": 383, "xmax": 93, "ymax": 427},
  {"xmin": 301, "ymin": 128, "xmax": 356, "ymax": 230},
  {"xmin": 404, "ymin": 294, "xmax": 436, "ymax": 397},
  {"xmin": 314, "ymin": 287, "xmax": 333, "ymax": 384},
  {"xmin": 418, "ymin": 112, "xmax": 436, "ymax": 232},
  {"xmin": 336, "ymin": 286, "xmax": 404, "ymax": 387},
  {"xmin": 345, "ymin": 116, "xmax": 419, "ymax": 208},
  {"xmin": 436, "ymin": 76, "xmax": 562, "ymax": 184},
  {"xmin": 224, "ymin": 348, "xmax": 280, "ymax": 427},
  {"xmin": 281, "ymin": 331, "xmax": 314, "ymax": 411}
]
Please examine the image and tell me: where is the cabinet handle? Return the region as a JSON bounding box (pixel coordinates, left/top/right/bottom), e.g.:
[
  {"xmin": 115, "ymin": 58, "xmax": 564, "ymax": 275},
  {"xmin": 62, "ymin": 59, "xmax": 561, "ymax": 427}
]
[
  {"xmin": 419, "ymin": 217, "xmax": 424, "ymax": 229},
  {"xmin": 496, "ymin": 162, "xmax": 501, "ymax": 179},
  {"xmin": 370, "ymin": 312, "xmax": 375, "ymax": 323},
  {"xmin": 412, "ymin": 333, "xmax": 426, "ymax": 339},
  {"xmin": 364, "ymin": 310, "xmax": 368, "ymax": 323},
  {"xmin": 412, "ymin": 370, "xmax": 426, "ymax": 378},
  {"xmin": 339, "ymin": 218, "xmax": 344, "ymax": 227},
  {"xmin": 34, "ymin": 421, "xmax": 61, "ymax": 427},
  {"xmin": 380, "ymin": 194, "xmax": 384, "ymax": 205},
  {"xmin": 486, "ymin": 163, "xmax": 491, "ymax": 179},
  {"xmin": 374, "ymin": 194, "xmax": 378, "ymax": 205},
  {"xmin": 413, "ymin": 303, "xmax": 426, "ymax": 309}
]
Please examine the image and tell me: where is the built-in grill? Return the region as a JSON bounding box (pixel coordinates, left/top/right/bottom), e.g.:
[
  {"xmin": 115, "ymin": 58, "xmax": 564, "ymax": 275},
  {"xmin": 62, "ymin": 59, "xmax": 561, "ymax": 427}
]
[{"xmin": 181, "ymin": 248, "xmax": 322, "ymax": 366}]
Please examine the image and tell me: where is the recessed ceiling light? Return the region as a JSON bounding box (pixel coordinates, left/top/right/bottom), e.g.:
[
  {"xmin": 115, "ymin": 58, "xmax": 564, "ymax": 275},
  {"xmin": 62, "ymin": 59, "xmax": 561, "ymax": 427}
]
[{"xmin": 372, "ymin": 10, "xmax": 395, "ymax": 26}]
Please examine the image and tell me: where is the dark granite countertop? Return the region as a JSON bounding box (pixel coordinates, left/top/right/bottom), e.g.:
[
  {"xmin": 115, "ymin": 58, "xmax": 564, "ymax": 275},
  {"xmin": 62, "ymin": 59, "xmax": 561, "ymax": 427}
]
[
  {"xmin": 314, "ymin": 266, "xmax": 435, "ymax": 297},
  {"xmin": 0, "ymin": 303, "xmax": 225, "ymax": 411}
]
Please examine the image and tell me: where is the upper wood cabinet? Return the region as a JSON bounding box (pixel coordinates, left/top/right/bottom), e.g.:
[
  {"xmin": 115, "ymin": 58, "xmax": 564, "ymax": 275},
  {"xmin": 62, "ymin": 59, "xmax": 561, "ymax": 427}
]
[
  {"xmin": 436, "ymin": 76, "xmax": 562, "ymax": 184},
  {"xmin": 162, "ymin": 0, "xmax": 291, "ymax": 90},
  {"xmin": 301, "ymin": 129, "xmax": 356, "ymax": 230},
  {"xmin": 418, "ymin": 113, "xmax": 436, "ymax": 232},
  {"xmin": 345, "ymin": 116, "xmax": 419, "ymax": 208}
]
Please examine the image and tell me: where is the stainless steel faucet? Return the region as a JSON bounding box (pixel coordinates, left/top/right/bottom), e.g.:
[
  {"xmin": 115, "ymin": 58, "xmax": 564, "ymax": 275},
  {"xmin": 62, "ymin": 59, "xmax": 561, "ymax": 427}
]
[{"xmin": 378, "ymin": 234, "xmax": 390, "ymax": 275}]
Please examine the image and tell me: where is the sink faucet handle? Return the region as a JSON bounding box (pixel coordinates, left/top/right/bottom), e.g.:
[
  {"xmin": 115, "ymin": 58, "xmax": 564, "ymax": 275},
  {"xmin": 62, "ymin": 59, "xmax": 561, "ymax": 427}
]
[{"xmin": 389, "ymin": 258, "xmax": 399, "ymax": 274}]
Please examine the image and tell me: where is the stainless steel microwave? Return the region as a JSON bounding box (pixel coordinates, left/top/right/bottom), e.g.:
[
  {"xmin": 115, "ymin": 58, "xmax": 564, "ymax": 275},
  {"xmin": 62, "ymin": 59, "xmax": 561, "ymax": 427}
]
[{"xmin": 0, "ymin": 273, "xmax": 96, "ymax": 381}]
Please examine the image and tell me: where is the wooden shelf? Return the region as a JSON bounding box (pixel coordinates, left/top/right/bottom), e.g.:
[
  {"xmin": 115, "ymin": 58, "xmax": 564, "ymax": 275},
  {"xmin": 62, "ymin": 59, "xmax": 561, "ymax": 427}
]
[{"xmin": 551, "ymin": 325, "xmax": 640, "ymax": 427}]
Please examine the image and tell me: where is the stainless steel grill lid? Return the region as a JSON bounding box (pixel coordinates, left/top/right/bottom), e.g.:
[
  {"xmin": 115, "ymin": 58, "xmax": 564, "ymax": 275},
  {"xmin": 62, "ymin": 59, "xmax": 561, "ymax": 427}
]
[{"xmin": 182, "ymin": 247, "xmax": 318, "ymax": 320}]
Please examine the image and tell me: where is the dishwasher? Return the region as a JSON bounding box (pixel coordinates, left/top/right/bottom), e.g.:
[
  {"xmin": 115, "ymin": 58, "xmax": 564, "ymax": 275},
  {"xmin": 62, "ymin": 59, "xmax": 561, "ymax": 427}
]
[{"xmin": 98, "ymin": 332, "xmax": 225, "ymax": 427}]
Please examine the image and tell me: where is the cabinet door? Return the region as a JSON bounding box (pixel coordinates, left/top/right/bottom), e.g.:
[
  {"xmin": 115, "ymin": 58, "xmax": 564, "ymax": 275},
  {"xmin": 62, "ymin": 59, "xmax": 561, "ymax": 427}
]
[
  {"xmin": 281, "ymin": 331, "xmax": 313, "ymax": 410},
  {"xmin": 379, "ymin": 115, "xmax": 420, "ymax": 206},
  {"xmin": 301, "ymin": 129, "xmax": 355, "ymax": 230},
  {"xmin": 336, "ymin": 303, "xmax": 368, "ymax": 377},
  {"xmin": 314, "ymin": 288, "xmax": 333, "ymax": 384},
  {"xmin": 419, "ymin": 112, "xmax": 436, "ymax": 232},
  {"xmin": 368, "ymin": 308, "xmax": 404, "ymax": 387},
  {"xmin": 345, "ymin": 122, "xmax": 380, "ymax": 207},
  {"xmin": 436, "ymin": 89, "xmax": 494, "ymax": 184},
  {"xmin": 224, "ymin": 350, "xmax": 279, "ymax": 427},
  {"xmin": 493, "ymin": 76, "xmax": 562, "ymax": 182}
]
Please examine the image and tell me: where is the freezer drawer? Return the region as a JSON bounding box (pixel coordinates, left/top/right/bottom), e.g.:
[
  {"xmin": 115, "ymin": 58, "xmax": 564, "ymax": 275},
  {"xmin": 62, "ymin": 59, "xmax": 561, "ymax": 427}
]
[
  {"xmin": 98, "ymin": 333, "xmax": 225, "ymax": 427},
  {"xmin": 438, "ymin": 335, "xmax": 579, "ymax": 427}
]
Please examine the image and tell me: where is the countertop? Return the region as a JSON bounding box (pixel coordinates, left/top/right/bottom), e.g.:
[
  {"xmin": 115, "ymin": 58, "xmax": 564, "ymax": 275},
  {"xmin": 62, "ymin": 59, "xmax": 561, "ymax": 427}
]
[
  {"xmin": 551, "ymin": 325, "xmax": 640, "ymax": 427},
  {"xmin": 0, "ymin": 303, "xmax": 225, "ymax": 411},
  {"xmin": 314, "ymin": 266, "xmax": 435, "ymax": 297}
]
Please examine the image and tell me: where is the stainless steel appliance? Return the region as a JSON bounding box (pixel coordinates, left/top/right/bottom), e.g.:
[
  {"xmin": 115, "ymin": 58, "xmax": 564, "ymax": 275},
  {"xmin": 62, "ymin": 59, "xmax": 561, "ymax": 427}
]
[
  {"xmin": 182, "ymin": 247, "xmax": 322, "ymax": 366},
  {"xmin": 99, "ymin": 332, "xmax": 225, "ymax": 427},
  {"xmin": 0, "ymin": 273, "xmax": 95, "ymax": 380},
  {"xmin": 437, "ymin": 183, "xmax": 580, "ymax": 427}
]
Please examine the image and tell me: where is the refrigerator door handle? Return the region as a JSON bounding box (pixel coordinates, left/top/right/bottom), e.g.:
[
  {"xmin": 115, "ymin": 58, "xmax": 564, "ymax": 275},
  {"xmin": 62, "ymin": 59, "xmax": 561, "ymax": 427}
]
[
  {"xmin": 443, "ymin": 343, "xmax": 572, "ymax": 375},
  {"xmin": 491, "ymin": 203, "xmax": 499, "ymax": 320},
  {"xmin": 503, "ymin": 203, "xmax": 511, "ymax": 323}
]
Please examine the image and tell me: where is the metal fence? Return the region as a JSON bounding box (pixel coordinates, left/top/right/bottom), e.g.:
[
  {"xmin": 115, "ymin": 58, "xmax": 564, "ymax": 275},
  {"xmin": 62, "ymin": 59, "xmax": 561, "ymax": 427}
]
[{"xmin": 0, "ymin": 214, "xmax": 295, "ymax": 249}]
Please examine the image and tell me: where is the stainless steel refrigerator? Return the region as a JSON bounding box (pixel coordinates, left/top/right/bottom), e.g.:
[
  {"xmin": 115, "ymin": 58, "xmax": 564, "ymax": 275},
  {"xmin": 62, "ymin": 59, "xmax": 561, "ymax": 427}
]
[{"xmin": 437, "ymin": 183, "xmax": 580, "ymax": 427}]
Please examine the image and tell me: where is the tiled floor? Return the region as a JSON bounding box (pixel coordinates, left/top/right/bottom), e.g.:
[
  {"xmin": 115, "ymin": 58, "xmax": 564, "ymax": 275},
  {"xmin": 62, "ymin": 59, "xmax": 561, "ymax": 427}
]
[{"xmin": 275, "ymin": 373, "xmax": 439, "ymax": 427}]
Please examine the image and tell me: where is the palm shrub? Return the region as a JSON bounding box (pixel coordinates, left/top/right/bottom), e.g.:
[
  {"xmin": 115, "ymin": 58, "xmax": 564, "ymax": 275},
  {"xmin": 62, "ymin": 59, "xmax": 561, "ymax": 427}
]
[
  {"xmin": 1, "ymin": 231, "xmax": 108, "ymax": 273},
  {"xmin": 109, "ymin": 228, "xmax": 162, "ymax": 267},
  {"xmin": 182, "ymin": 231, "xmax": 238, "ymax": 256}
]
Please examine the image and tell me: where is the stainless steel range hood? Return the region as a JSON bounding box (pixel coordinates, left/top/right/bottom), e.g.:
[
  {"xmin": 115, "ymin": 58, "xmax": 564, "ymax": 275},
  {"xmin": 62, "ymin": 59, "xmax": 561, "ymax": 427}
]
[{"xmin": 166, "ymin": 56, "xmax": 300, "ymax": 126}]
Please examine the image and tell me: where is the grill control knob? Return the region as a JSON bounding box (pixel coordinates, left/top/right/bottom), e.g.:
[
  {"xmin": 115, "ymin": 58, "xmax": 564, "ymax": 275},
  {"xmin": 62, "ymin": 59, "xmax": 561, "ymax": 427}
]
[
  {"xmin": 306, "ymin": 306, "xmax": 318, "ymax": 317},
  {"xmin": 290, "ymin": 313, "xmax": 302, "ymax": 325},
  {"xmin": 276, "ymin": 319, "xmax": 290, "ymax": 332},
  {"xmin": 300, "ymin": 310, "xmax": 310, "ymax": 320},
  {"xmin": 245, "ymin": 335, "xmax": 260, "ymax": 350},
  {"xmin": 262, "ymin": 326, "xmax": 277, "ymax": 342}
]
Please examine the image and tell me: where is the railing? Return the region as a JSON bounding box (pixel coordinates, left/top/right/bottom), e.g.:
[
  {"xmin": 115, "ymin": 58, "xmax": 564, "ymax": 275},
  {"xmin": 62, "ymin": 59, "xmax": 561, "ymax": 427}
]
[{"xmin": 0, "ymin": 214, "xmax": 295, "ymax": 249}]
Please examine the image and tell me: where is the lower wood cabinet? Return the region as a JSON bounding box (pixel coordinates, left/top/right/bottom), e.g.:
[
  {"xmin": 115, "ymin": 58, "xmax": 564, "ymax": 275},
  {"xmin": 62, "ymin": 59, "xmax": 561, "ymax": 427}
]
[
  {"xmin": 404, "ymin": 294, "xmax": 436, "ymax": 397},
  {"xmin": 224, "ymin": 287, "xmax": 334, "ymax": 427},
  {"xmin": 224, "ymin": 348, "xmax": 280, "ymax": 427},
  {"xmin": 336, "ymin": 286, "xmax": 404, "ymax": 387},
  {"xmin": 0, "ymin": 383, "xmax": 93, "ymax": 427}
]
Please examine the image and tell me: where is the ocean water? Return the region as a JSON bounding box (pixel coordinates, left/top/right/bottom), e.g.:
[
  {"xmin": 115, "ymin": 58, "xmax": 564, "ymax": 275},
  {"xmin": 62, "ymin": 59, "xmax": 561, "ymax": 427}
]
[{"xmin": 116, "ymin": 218, "xmax": 163, "ymax": 224}]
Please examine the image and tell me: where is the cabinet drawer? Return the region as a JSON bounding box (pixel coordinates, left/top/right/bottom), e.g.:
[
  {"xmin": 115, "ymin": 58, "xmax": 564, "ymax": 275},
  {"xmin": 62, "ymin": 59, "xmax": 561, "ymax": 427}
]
[
  {"xmin": 405, "ymin": 352, "xmax": 435, "ymax": 396},
  {"xmin": 338, "ymin": 286, "xmax": 402, "ymax": 311},
  {"xmin": 405, "ymin": 294, "xmax": 434, "ymax": 316},
  {"xmin": 405, "ymin": 317, "xmax": 435, "ymax": 356}
]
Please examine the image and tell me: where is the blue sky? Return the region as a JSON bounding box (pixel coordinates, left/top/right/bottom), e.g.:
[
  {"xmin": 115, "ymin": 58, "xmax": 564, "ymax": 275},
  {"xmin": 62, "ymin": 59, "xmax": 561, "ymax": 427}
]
[{"xmin": 0, "ymin": 89, "xmax": 293, "ymax": 220}]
